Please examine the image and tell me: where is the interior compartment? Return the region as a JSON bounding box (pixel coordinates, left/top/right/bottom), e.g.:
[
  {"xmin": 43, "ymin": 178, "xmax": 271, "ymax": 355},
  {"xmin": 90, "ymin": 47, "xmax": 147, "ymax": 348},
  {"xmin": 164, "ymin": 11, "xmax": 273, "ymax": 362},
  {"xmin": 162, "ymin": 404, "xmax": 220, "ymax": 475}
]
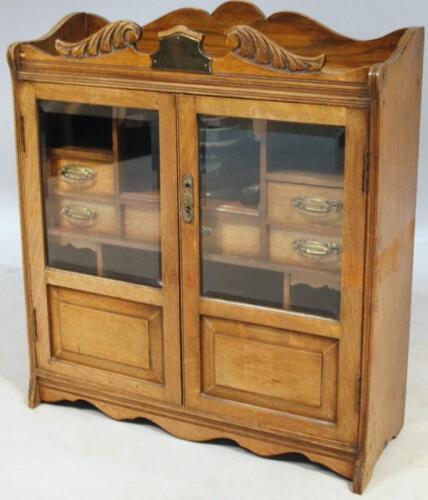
[
  {"xmin": 201, "ymin": 260, "xmax": 283, "ymax": 308},
  {"xmin": 38, "ymin": 101, "xmax": 113, "ymax": 151},
  {"xmin": 102, "ymin": 244, "xmax": 162, "ymax": 287},
  {"xmin": 267, "ymin": 122, "xmax": 345, "ymax": 177},
  {"xmin": 46, "ymin": 241, "xmax": 97, "ymax": 276},
  {"xmin": 199, "ymin": 115, "xmax": 261, "ymax": 208},
  {"xmin": 118, "ymin": 109, "xmax": 160, "ymax": 194},
  {"xmin": 290, "ymin": 283, "xmax": 340, "ymax": 319}
]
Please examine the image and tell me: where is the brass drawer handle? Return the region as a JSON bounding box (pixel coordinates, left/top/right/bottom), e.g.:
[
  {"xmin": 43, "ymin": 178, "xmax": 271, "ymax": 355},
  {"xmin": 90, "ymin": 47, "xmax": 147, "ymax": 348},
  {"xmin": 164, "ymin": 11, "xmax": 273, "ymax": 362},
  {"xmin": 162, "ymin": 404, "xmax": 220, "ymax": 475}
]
[
  {"xmin": 60, "ymin": 205, "xmax": 98, "ymax": 227},
  {"xmin": 59, "ymin": 165, "xmax": 97, "ymax": 186},
  {"xmin": 292, "ymin": 197, "xmax": 342, "ymax": 216},
  {"xmin": 293, "ymin": 239, "xmax": 341, "ymax": 260}
]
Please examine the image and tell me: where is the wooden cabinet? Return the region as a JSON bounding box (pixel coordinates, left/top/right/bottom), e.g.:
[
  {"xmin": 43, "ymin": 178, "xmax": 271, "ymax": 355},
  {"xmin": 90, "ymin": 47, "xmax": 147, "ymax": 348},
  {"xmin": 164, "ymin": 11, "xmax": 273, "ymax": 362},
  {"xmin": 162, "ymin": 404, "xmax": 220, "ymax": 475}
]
[{"xmin": 8, "ymin": 3, "xmax": 423, "ymax": 493}]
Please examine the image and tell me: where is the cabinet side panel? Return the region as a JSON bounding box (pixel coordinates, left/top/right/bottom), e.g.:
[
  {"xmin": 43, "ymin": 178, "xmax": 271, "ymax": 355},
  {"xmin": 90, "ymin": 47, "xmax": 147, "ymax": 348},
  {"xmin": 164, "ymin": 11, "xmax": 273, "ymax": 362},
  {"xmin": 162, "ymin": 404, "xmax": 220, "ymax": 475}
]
[
  {"xmin": 9, "ymin": 76, "xmax": 40, "ymax": 407},
  {"xmin": 356, "ymin": 28, "xmax": 424, "ymax": 493}
]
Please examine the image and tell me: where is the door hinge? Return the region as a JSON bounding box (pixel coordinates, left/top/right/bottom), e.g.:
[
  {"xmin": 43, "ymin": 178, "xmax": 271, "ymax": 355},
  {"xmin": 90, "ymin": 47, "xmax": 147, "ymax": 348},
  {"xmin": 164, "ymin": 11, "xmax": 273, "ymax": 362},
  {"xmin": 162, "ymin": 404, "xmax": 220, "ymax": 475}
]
[
  {"xmin": 31, "ymin": 308, "xmax": 38, "ymax": 342},
  {"xmin": 362, "ymin": 151, "xmax": 370, "ymax": 193},
  {"xmin": 19, "ymin": 114, "xmax": 26, "ymax": 153},
  {"xmin": 355, "ymin": 375, "xmax": 362, "ymax": 414}
]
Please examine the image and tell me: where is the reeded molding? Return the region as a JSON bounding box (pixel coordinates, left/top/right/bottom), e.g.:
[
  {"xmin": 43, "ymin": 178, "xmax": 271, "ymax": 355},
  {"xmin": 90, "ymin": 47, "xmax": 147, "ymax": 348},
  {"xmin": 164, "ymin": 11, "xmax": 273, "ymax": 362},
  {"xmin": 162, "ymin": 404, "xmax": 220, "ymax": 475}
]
[
  {"xmin": 225, "ymin": 25, "xmax": 326, "ymax": 72},
  {"xmin": 55, "ymin": 20, "xmax": 142, "ymax": 57}
]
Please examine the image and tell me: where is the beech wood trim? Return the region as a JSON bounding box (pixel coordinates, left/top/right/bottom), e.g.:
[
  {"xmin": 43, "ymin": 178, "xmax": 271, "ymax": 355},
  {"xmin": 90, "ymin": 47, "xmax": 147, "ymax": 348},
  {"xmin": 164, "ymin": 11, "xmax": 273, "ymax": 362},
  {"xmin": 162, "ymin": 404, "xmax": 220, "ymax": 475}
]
[
  {"xmin": 195, "ymin": 96, "xmax": 347, "ymax": 125},
  {"xmin": 33, "ymin": 83, "xmax": 161, "ymax": 109},
  {"xmin": 200, "ymin": 298, "xmax": 340, "ymax": 339},
  {"xmin": 46, "ymin": 268, "xmax": 164, "ymax": 307}
]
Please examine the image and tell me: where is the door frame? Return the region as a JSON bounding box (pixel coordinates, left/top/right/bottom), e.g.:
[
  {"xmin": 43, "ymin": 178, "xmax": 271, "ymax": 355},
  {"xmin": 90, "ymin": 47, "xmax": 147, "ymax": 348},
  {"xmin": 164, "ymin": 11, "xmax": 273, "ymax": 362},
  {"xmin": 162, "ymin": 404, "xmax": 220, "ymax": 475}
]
[
  {"xmin": 178, "ymin": 95, "xmax": 368, "ymax": 443},
  {"xmin": 19, "ymin": 81, "xmax": 182, "ymax": 404}
]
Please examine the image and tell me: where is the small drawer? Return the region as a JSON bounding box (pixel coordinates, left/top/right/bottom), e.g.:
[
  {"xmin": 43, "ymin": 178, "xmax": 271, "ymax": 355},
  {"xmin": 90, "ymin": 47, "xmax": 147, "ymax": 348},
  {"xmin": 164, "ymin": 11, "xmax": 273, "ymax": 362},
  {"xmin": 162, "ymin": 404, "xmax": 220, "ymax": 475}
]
[
  {"xmin": 269, "ymin": 227, "xmax": 341, "ymax": 271},
  {"xmin": 124, "ymin": 204, "xmax": 161, "ymax": 243},
  {"xmin": 202, "ymin": 211, "xmax": 260, "ymax": 258},
  {"xmin": 56, "ymin": 197, "xmax": 116, "ymax": 235},
  {"xmin": 268, "ymin": 181, "xmax": 344, "ymax": 227},
  {"xmin": 50, "ymin": 149, "xmax": 115, "ymax": 196}
]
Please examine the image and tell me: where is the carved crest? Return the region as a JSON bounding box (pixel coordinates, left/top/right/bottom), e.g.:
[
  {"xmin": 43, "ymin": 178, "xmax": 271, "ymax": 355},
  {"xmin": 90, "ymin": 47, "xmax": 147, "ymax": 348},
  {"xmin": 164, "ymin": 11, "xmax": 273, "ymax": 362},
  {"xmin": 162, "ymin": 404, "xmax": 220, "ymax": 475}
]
[
  {"xmin": 55, "ymin": 20, "xmax": 142, "ymax": 58},
  {"xmin": 225, "ymin": 25, "xmax": 326, "ymax": 72}
]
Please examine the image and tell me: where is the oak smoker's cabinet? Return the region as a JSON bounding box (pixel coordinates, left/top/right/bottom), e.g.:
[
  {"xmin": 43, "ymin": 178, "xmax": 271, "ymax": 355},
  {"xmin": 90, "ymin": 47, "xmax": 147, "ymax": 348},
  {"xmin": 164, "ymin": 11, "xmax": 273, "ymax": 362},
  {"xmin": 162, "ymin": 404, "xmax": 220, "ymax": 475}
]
[{"xmin": 8, "ymin": 2, "xmax": 423, "ymax": 493}]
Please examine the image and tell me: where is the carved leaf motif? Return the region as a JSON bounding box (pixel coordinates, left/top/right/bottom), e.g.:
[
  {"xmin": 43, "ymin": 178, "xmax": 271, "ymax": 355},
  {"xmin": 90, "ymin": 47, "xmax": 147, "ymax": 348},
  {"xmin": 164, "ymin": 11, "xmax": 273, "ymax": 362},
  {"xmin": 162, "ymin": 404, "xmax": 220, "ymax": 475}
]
[
  {"xmin": 55, "ymin": 20, "xmax": 141, "ymax": 58},
  {"xmin": 225, "ymin": 25, "xmax": 326, "ymax": 72}
]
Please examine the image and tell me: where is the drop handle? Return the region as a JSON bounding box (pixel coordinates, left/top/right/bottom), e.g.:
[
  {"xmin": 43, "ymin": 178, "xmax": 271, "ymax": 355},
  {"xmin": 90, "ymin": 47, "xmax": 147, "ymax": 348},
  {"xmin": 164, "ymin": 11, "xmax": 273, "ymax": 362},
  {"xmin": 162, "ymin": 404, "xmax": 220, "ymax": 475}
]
[
  {"xmin": 59, "ymin": 165, "xmax": 96, "ymax": 186},
  {"xmin": 292, "ymin": 197, "xmax": 342, "ymax": 216},
  {"xmin": 293, "ymin": 239, "xmax": 341, "ymax": 260},
  {"xmin": 181, "ymin": 174, "xmax": 194, "ymax": 224},
  {"xmin": 60, "ymin": 205, "xmax": 98, "ymax": 227}
]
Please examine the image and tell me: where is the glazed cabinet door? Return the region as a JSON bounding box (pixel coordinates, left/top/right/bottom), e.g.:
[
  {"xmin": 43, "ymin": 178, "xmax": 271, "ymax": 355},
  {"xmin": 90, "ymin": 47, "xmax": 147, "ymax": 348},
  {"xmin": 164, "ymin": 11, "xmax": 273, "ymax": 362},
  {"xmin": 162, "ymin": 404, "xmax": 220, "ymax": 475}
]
[
  {"xmin": 19, "ymin": 83, "xmax": 181, "ymax": 404},
  {"xmin": 179, "ymin": 95, "xmax": 367, "ymax": 443}
]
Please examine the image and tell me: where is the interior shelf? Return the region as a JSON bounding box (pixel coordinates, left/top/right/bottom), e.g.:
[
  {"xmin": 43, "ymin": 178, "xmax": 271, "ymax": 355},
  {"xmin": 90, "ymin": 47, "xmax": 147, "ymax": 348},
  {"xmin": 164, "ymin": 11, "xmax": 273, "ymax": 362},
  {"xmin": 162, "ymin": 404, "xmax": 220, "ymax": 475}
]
[
  {"xmin": 265, "ymin": 170, "xmax": 344, "ymax": 188},
  {"xmin": 204, "ymin": 252, "xmax": 340, "ymax": 280},
  {"xmin": 47, "ymin": 227, "xmax": 161, "ymax": 253},
  {"xmin": 201, "ymin": 199, "xmax": 260, "ymax": 216},
  {"xmin": 119, "ymin": 191, "xmax": 160, "ymax": 204}
]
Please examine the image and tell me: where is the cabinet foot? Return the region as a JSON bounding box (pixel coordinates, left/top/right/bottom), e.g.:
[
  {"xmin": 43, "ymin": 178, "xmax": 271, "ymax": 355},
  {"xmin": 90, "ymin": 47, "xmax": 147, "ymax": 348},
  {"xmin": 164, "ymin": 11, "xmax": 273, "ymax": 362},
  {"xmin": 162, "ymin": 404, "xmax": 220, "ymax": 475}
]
[
  {"xmin": 28, "ymin": 377, "xmax": 40, "ymax": 409},
  {"xmin": 352, "ymin": 459, "xmax": 374, "ymax": 495}
]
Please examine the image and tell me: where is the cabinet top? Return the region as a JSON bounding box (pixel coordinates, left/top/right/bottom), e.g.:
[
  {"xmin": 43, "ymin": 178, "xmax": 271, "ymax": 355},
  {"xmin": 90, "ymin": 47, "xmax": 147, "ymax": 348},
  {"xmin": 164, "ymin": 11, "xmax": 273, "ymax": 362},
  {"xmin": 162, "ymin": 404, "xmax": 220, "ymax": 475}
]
[{"xmin": 8, "ymin": 1, "xmax": 423, "ymax": 96}]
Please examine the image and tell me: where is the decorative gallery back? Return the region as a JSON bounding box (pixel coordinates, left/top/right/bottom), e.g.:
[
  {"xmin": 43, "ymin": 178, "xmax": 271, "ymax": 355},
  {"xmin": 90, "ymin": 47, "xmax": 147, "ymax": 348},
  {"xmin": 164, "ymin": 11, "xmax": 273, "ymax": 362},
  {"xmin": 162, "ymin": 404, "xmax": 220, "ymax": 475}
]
[{"xmin": 8, "ymin": 2, "xmax": 423, "ymax": 494}]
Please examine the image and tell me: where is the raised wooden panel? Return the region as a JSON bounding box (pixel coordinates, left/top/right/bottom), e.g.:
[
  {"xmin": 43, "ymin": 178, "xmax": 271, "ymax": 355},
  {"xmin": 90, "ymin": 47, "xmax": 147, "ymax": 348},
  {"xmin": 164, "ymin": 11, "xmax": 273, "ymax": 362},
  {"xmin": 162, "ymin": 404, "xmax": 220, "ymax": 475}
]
[
  {"xmin": 201, "ymin": 316, "xmax": 338, "ymax": 421},
  {"xmin": 49, "ymin": 286, "xmax": 163, "ymax": 382},
  {"xmin": 214, "ymin": 334, "xmax": 322, "ymax": 406}
]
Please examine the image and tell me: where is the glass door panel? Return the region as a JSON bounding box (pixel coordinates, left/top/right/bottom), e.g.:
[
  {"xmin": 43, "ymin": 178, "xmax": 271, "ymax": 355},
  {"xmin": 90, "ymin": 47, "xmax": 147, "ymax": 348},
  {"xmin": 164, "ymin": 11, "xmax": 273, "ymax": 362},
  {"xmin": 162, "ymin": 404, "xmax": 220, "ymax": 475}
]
[
  {"xmin": 39, "ymin": 101, "xmax": 161, "ymax": 287},
  {"xmin": 180, "ymin": 95, "xmax": 366, "ymax": 440},
  {"xmin": 199, "ymin": 114, "xmax": 345, "ymax": 319}
]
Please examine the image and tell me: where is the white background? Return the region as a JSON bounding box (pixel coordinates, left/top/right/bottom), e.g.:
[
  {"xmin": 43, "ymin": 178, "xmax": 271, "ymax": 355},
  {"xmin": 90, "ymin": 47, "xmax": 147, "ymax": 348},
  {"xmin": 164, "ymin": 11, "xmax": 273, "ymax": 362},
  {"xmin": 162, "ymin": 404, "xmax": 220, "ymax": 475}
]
[{"xmin": 0, "ymin": 1, "xmax": 427, "ymax": 498}]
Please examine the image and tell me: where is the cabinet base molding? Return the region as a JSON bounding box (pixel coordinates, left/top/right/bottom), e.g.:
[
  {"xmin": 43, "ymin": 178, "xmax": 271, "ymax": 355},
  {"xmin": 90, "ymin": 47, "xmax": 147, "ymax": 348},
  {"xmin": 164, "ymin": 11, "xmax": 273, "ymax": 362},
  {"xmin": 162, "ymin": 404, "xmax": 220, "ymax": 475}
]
[{"xmin": 36, "ymin": 374, "xmax": 357, "ymax": 483}]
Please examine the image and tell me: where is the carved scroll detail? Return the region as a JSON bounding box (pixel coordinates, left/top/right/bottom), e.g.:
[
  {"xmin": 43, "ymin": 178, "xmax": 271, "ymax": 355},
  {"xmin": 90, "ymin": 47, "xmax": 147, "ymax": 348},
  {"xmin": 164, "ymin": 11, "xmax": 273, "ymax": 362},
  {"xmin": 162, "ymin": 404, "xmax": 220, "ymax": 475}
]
[
  {"xmin": 225, "ymin": 25, "xmax": 326, "ymax": 72},
  {"xmin": 55, "ymin": 20, "xmax": 141, "ymax": 58}
]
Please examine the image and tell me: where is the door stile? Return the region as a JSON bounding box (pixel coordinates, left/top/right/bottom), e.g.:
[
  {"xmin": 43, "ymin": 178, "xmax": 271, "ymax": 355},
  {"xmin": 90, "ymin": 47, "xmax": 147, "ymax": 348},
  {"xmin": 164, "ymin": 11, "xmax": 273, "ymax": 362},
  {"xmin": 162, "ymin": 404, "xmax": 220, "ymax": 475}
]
[
  {"xmin": 157, "ymin": 92, "xmax": 182, "ymax": 404},
  {"xmin": 335, "ymin": 107, "xmax": 369, "ymax": 442},
  {"xmin": 177, "ymin": 95, "xmax": 202, "ymax": 405}
]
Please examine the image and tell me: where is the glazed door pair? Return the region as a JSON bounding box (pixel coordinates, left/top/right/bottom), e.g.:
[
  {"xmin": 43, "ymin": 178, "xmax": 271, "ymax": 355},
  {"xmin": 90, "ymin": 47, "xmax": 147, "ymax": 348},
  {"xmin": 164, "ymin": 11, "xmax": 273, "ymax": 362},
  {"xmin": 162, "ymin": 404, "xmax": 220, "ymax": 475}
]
[{"xmin": 24, "ymin": 83, "xmax": 366, "ymax": 443}]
